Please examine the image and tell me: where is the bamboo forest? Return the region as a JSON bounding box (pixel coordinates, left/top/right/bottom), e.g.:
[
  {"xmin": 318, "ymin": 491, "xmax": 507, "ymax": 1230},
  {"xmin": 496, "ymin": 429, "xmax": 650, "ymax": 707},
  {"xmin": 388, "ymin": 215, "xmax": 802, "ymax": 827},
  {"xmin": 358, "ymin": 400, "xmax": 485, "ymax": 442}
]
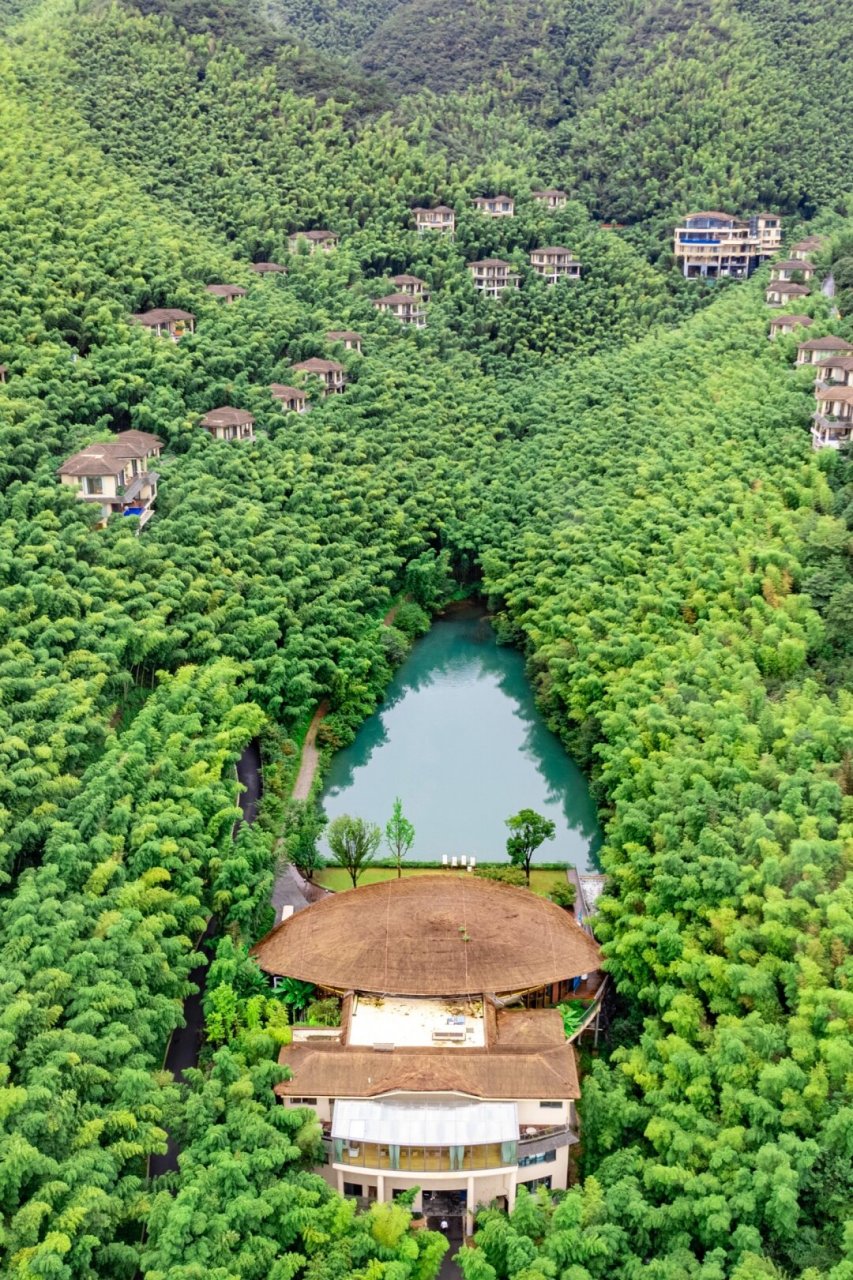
[{"xmin": 0, "ymin": 0, "xmax": 852, "ymax": 1277}]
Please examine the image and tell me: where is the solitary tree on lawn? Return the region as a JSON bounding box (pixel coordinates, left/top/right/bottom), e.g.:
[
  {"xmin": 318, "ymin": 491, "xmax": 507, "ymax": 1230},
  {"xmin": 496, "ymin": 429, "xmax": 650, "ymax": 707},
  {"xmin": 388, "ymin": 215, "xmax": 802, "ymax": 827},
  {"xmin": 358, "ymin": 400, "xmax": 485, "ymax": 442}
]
[
  {"xmin": 505, "ymin": 808, "xmax": 556, "ymax": 886},
  {"xmin": 327, "ymin": 814, "xmax": 382, "ymax": 888},
  {"xmin": 385, "ymin": 796, "xmax": 415, "ymax": 877}
]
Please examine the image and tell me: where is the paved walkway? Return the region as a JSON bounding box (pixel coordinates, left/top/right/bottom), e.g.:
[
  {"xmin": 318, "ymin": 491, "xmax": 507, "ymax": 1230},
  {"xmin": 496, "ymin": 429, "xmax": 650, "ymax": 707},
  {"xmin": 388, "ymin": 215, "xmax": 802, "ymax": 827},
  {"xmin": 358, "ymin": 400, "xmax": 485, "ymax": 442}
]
[{"xmin": 291, "ymin": 700, "xmax": 329, "ymax": 801}]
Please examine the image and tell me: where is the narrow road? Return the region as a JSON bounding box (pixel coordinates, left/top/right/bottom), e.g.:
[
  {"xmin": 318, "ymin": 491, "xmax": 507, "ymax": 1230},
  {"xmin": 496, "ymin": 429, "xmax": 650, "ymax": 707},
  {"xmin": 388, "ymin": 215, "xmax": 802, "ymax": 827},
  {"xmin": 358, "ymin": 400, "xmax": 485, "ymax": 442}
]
[
  {"xmin": 291, "ymin": 699, "xmax": 329, "ymax": 801},
  {"xmin": 148, "ymin": 737, "xmax": 261, "ymax": 1178}
]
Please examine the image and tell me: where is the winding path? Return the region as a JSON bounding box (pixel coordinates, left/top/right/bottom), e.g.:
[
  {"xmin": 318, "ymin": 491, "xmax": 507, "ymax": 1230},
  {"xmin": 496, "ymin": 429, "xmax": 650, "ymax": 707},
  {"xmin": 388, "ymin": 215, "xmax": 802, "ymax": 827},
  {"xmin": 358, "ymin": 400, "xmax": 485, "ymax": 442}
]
[{"xmin": 291, "ymin": 699, "xmax": 330, "ymax": 801}]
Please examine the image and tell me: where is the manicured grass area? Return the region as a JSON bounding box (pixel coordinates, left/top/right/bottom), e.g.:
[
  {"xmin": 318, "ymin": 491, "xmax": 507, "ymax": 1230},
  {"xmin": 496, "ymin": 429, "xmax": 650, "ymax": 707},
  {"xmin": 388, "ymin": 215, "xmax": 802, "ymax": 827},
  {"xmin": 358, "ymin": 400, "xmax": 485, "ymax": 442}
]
[{"xmin": 313, "ymin": 865, "xmax": 571, "ymax": 898}]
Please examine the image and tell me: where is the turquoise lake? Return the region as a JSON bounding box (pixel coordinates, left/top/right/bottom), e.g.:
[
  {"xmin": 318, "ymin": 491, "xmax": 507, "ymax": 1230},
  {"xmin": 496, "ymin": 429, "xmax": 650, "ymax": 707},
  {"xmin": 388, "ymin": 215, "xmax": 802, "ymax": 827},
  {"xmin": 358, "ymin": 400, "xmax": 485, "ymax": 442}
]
[{"xmin": 320, "ymin": 610, "xmax": 602, "ymax": 869}]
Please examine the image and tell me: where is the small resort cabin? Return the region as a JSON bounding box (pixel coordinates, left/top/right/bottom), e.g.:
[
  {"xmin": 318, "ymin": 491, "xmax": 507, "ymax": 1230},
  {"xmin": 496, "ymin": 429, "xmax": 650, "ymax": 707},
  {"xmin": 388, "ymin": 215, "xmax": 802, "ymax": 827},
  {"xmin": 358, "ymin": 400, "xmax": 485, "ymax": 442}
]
[
  {"xmin": 769, "ymin": 259, "xmax": 816, "ymax": 283},
  {"xmin": 131, "ymin": 308, "xmax": 195, "ymax": 341},
  {"xmin": 205, "ymin": 284, "xmax": 247, "ymax": 302},
  {"xmin": 199, "ymin": 406, "xmax": 256, "ymax": 442},
  {"xmin": 388, "ymin": 273, "xmax": 429, "ymax": 297},
  {"xmin": 292, "ymin": 357, "xmax": 346, "ymax": 395},
  {"xmin": 288, "ymin": 230, "xmax": 339, "ymax": 254},
  {"xmin": 373, "ymin": 293, "xmax": 427, "ymax": 327},
  {"xmin": 790, "ymin": 236, "xmax": 825, "ymax": 261},
  {"xmin": 473, "ymin": 194, "xmax": 515, "ymax": 218},
  {"xmin": 796, "ymin": 336, "xmax": 853, "ymax": 365},
  {"xmin": 812, "ymin": 384, "xmax": 853, "ymax": 450},
  {"xmin": 270, "ymin": 384, "xmax": 308, "ymax": 413},
  {"xmin": 768, "ymin": 313, "xmax": 813, "ymax": 339},
  {"xmin": 326, "ymin": 330, "xmax": 362, "ymax": 352},
  {"xmin": 468, "ymin": 258, "xmax": 521, "ymax": 297},
  {"xmin": 814, "ymin": 356, "xmax": 853, "ymax": 389},
  {"xmin": 529, "ymin": 247, "xmax": 581, "ymax": 284},
  {"xmin": 58, "ymin": 430, "xmax": 162, "ymax": 529},
  {"xmin": 532, "ymin": 189, "xmax": 567, "ymax": 209},
  {"xmin": 412, "ymin": 206, "xmax": 455, "ymax": 235},
  {"xmin": 765, "ymin": 280, "xmax": 810, "ymax": 306},
  {"xmin": 249, "ymin": 261, "xmax": 287, "ymax": 275}
]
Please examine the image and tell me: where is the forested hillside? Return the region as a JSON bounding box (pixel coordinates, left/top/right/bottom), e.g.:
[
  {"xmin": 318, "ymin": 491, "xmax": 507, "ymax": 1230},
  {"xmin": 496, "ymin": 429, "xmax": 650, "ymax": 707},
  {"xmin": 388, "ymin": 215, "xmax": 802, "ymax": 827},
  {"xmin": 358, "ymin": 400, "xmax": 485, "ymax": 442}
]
[{"xmin": 1, "ymin": 0, "xmax": 853, "ymax": 1277}]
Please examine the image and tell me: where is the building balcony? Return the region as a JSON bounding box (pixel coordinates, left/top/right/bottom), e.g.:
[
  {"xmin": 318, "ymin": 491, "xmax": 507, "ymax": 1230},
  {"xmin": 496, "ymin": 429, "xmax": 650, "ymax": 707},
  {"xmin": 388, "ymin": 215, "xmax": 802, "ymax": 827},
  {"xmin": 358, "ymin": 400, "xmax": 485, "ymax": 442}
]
[
  {"xmin": 330, "ymin": 1139, "xmax": 517, "ymax": 1173},
  {"xmin": 812, "ymin": 414, "xmax": 853, "ymax": 449}
]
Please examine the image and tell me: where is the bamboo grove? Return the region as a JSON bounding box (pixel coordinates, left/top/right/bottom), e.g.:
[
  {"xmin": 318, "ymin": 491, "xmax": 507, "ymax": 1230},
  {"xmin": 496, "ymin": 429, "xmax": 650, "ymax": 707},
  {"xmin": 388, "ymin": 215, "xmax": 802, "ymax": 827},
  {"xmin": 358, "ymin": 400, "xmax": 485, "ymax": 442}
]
[{"xmin": 0, "ymin": 0, "xmax": 852, "ymax": 1277}]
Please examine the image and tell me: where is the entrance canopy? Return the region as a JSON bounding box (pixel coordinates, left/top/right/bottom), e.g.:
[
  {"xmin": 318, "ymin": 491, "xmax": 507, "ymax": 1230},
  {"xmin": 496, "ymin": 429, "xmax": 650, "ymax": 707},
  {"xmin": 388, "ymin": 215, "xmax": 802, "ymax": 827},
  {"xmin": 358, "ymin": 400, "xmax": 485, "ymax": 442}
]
[{"xmin": 331, "ymin": 1098, "xmax": 518, "ymax": 1147}]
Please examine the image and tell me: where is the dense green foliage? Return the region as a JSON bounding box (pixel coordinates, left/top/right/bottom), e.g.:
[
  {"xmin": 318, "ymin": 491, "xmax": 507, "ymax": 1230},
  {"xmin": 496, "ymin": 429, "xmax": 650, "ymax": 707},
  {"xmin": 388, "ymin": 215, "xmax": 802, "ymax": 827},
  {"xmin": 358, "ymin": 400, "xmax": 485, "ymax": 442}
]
[{"xmin": 1, "ymin": 0, "xmax": 853, "ymax": 1276}]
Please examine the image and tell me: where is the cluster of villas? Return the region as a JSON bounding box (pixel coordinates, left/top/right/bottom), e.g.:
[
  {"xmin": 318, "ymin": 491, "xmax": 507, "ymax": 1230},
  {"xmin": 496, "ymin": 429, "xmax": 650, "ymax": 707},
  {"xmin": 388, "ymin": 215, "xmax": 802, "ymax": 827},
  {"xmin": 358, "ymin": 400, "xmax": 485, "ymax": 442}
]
[
  {"xmin": 412, "ymin": 188, "xmax": 567, "ymax": 236},
  {"xmin": 790, "ymin": 333, "xmax": 853, "ymax": 450},
  {"xmin": 250, "ymin": 875, "xmax": 605, "ymax": 1238}
]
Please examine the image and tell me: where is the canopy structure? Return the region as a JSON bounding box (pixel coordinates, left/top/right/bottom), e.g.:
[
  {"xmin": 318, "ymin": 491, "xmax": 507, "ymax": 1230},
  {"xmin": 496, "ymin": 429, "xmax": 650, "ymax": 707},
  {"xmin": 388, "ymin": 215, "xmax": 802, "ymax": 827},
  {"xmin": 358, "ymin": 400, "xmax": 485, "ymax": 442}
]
[{"xmin": 331, "ymin": 1098, "xmax": 518, "ymax": 1148}]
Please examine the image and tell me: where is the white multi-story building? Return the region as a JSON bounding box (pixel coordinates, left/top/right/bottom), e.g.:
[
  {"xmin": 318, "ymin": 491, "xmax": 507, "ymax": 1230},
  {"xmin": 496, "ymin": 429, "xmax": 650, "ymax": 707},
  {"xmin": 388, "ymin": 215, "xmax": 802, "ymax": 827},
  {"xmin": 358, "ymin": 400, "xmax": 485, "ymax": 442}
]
[
  {"xmin": 251, "ymin": 876, "xmax": 604, "ymax": 1240},
  {"xmin": 673, "ymin": 211, "xmax": 781, "ymax": 279}
]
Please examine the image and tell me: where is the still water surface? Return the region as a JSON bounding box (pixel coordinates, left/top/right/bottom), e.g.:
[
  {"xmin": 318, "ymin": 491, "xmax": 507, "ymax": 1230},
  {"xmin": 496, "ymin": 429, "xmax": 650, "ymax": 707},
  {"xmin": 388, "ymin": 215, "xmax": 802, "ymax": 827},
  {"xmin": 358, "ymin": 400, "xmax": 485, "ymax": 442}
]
[{"xmin": 321, "ymin": 610, "xmax": 601, "ymax": 870}]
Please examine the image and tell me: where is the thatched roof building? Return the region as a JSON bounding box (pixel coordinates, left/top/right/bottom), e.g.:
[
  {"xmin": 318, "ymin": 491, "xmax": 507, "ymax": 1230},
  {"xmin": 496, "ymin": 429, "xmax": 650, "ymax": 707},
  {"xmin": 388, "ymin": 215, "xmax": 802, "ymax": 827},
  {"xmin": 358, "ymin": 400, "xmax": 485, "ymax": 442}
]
[{"xmin": 251, "ymin": 874, "xmax": 601, "ymax": 996}]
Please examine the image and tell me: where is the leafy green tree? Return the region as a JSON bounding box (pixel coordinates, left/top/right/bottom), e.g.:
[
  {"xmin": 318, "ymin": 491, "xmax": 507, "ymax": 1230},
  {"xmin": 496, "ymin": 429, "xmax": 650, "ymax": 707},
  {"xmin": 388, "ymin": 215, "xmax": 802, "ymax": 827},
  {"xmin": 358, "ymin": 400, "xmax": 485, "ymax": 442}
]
[
  {"xmin": 386, "ymin": 795, "xmax": 416, "ymax": 876},
  {"xmin": 327, "ymin": 813, "xmax": 382, "ymax": 887},
  {"xmin": 505, "ymin": 808, "xmax": 556, "ymax": 885}
]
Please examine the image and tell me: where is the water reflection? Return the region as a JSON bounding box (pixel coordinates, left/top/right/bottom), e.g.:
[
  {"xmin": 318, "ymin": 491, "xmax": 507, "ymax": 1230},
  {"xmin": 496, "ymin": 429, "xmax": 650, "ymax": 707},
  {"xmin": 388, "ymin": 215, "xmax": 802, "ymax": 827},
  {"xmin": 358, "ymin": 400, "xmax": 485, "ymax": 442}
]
[{"xmin": 321, "ymin": 610, "xmax": 601, "ymax": 869}]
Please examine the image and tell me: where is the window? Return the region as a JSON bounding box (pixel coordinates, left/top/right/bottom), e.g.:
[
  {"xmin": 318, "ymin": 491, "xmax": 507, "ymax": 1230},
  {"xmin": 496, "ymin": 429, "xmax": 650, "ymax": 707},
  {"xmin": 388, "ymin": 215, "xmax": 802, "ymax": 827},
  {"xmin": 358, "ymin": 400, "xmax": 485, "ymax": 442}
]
[
  {"xmin": 84, "ymin": 476, "xmax": 104, "ymax": 495},
  {"xmin": 539, "ymin": 1101, "xmax": 562, "ymax": 1109},
  {"xmin": 290, "ymin": 1097, "xmax": 317, "ymax": 1105},
  {"xmin": 519, "ymin": 1149, "xmax": 558, "ymax": 1168},
  {"xmin": 343, "ymin": 1182, "xmax": 363, "ymax": 1197}
]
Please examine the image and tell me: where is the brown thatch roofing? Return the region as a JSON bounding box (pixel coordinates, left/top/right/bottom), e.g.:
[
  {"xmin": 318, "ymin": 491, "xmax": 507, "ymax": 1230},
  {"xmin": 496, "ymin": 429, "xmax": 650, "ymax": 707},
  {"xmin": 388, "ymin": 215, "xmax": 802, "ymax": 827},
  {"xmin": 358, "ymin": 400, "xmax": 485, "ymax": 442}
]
[
  {"xmin": 768, "ymin": 282, "xmax": 810, "ymax": 296},
  {"xmin": 200, "ymin": 406, "xmax": 255, "ymax": 427},
  {"xmin": 790, "ymin": 236, "xmax": 824, "ymax": 251},
  {"xmin": 326, "ymin": 330, "xmax": 361, "ymax": 341},
  {"xmin": 532, "ymin": 189, "xmax": 567, "ymax": 198},
  {"xmin": 205, "ymin": 284, "xmax": 247, "ymax": 298},
  {"xmin": 251, "ymin": 875, "xmax": 602, "ymax": 996},
  {"xmin": 389, "ymin": 274, "xmax": 427, "ymax": 287},
  {"xmin": 816, "ymin": 356, "xmax": 853, "ymax": 371},
  {"xmin": 531, "ymin": 247, "xmax": 574, "ymax": 257},
  {"xmin": 468, "ymin": 258, "xmax": 512, "ymax": 269},
  {"xmin": 249, "ymin": 262, "xmax": 287, "ymax": 273},
  {"xmin": 274, "ymin": 1037, "xmax": 580, "ymax": 1100},
  {"xmin": 291, "ymin": 229, "xmax": 337, "ymax": 242}
]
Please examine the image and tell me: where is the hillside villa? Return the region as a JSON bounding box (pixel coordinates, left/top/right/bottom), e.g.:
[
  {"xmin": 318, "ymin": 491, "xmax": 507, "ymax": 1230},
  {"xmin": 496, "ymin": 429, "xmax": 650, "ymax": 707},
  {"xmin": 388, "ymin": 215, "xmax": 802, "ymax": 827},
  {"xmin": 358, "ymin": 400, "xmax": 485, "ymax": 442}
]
[
  {"xmin": 814, "ymin": 356, "xmax": 853, "ymax": 389},
  {"xmin": 673, "ymin": 211, "xmax": 781, "ymax": 279},
  {"xmin": 812, "ymin": 384, "xmax": 853, "ymax": 450},
  {"xmin": 796, "ymin": 336, "xmax": 853, "ymax": 365},
  {"xmin": 58, "ymin": 430, "xmax": 162, "ymax": 529},
  {"xmin": 288, "ymin": 230, "xmax": 339, "ymax": 254},
  {"xmin": 373, "ymin": 293, "xmax": 427, "ymax": 327},
  {"xmin": 250, "ymin": 876, "xmax": 604, "ymax": 1238},
  {"xmin": 765, "ymin": 281, "xmax": 810, "ymax": 306},
  {"xmin": 249, "ymin": 261, "xmax": 287, "ymax": 274},
  {"xmin": 204, "ymin": 284, "xmax": 247, "ymax": 302},
  {"xmin": 199, "ymin": 407, "xmax": 255, "ymax": 442},
  {"xmin": 131, "ymin": 308, "xmax": 195, "ymax": 340},
  {"xmin": 468, "ymin": 259, "xmax": 521, "ymax": 297},
  {"xmin": 270, "ymin": 384, "xmax": 308, "ymax": 412},
  {"xmin": 326, "ymin": 331, "xmax": 363, "ymax": 352},
  {"xmin": 532, "ymin": 189, "xmax": 567, "ymax": 209},
  {"xmin": 473, "ymin": 195, "xmax": 515, "ymax": 218},
  {"xmin": 769, "ymin": 259, "xmax": 816, "ymax": 283},
  {"xmin": 768, "ymin": 314, "xmax": 813, "ymax": 339},
  {"xmin": 292, "ymin": 357, "xmax": 346, "ymax": 394},
  {"xmin": 529, "ymin": 247, "xmax": 581, "ymax": 284},
  {"xmin": 389, "ymin": 274, "xmax": 429, "ymax": 297},
  {"xmin": 790, "ymin": 236, "xmax": 825, "ymax": 261},
  {"xmin": 412, "ymin": 206, "xmax": 455, "ymax": 235}
]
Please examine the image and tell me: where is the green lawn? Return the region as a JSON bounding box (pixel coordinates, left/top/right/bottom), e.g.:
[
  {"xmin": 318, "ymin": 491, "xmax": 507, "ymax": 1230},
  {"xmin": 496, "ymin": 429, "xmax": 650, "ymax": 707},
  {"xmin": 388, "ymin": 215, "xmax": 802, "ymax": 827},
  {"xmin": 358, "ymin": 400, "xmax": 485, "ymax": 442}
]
[{"xmin": 312, "ymin": 865, "xmax": 571, "ymax": 899}]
